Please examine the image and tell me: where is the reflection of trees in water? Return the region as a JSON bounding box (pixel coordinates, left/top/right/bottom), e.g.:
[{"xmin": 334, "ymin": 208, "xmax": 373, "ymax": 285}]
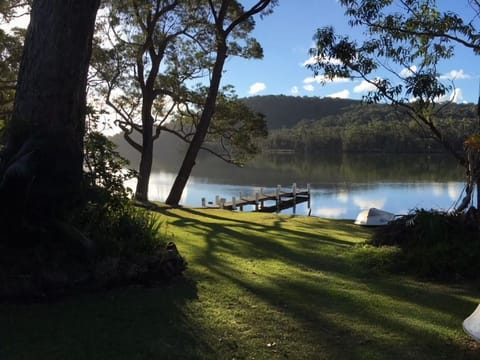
[
  {"xmin": 158, "ymin": 152, "xmax": 464, "ymax": 186},
  {"xmin": 253, "ymin": 153, "xmax": 465, "ymax": 184},
  {"xmin": 114, "ymin": 132, "xmax": 463, "ymax": 186}
]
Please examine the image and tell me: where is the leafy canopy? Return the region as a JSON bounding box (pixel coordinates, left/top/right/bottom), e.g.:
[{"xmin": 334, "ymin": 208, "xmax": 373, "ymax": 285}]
[
  {"xmin": 91, "ymin": 0, "xmax": 270, "ymax": 163},
  {"xmin": 309, "ymin": 0, "xmax": 480, "ymax": 163}
]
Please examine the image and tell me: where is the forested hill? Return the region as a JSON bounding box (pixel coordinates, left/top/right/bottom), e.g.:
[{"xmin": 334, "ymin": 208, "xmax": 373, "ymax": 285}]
[
  {"xmin": 243, "ymin": 95, "xmax": 478, "ymax": 154},
  {"xmin": 242, "ymin": 95, "xmax": 477, "ymax": 129},
  {"xmin": 242, "ymin": 95, "xmax": 360, "ymax": 129},
  {"xmin": 111, "ymin": 96, "xmax": 479, "ymax": 162}
]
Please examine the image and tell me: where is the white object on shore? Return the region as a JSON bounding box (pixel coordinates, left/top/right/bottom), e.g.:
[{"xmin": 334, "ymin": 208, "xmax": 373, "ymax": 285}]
[
  {"xmin": 354, "ymin": 208, "xmax": 396, "ymax": 226},
  {"xmin": 463, "ymin": 304, "xmax": 480, "ymax": 341}
]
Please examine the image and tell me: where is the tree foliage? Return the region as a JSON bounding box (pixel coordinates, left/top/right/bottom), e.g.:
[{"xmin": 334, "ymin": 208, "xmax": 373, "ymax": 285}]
[
  {"xmin": 239, "ymin": 95, "xmax": 477, "ymax": 155},
  {"xmin": 0, "ymin": 28, "xmax": 24, "ymax": 125},
  {"xmin": 0, "ymin": 4, "xmax": 26, "ymax": 147},
  {"xmin": 166, "ymin": 0, "xmax": 276, "ymax": 205},
  {"xmin": 0, "ymin": 0, "xmax": 30, "ymax": 21},
  {"xmin": 309, "ymin": 0, "xmax": 480, "ymax": 165},
  {"xmin": 168, "ymin": 86, "xmax": 268, "ymax": 164},
  {"xmin": 91, "ymin": 0, "xmax": 272, "ymax": 202}
]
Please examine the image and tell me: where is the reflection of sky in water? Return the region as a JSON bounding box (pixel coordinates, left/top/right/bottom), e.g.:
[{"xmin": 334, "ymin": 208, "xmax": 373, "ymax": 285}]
[{"xmin": 131, "ymin": 172, "xmax": 467, "ymax": 220}]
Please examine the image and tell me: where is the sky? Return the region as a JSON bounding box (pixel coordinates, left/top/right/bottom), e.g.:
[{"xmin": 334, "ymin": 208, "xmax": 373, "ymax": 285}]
[
  {"xmin": 4, "ymin": 0, "xmax": 479, "ymax": 104},
  {"xmin": 221, "ymin": 0, "xmax": 480, "ymax": 104}
]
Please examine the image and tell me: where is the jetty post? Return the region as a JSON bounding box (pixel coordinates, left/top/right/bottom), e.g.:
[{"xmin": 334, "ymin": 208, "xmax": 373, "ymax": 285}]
[
  {"xmin": 307, "ymin": 183, "xmax": 311, "ymax": 209},
  {"xmin": 199, "ymin": 183, "xmax": 311, "ymax": 213},
  {"xmin": 292, "ymin": 182, "xmax": 297, "ymax": 215},
  {"xmin": 276, "ymin": 184, "xmax": 281, "ymax": 213}
]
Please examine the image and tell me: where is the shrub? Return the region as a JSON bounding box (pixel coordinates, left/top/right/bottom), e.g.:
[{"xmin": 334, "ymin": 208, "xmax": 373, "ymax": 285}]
[
  {"xmin": 371, "ymin": 209, "xmax": 480, "ymax": 280},
  {"xmin": 0, "ymin": 132, "xmax": 185, "ymax": 299},
  {"xmin": 77, "ymin": 131, "xmax": 164, "ymax": 257}
]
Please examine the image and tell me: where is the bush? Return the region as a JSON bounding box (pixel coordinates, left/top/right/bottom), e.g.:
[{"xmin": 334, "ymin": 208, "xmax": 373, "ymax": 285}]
[
  {"xmin": 0, "ymin": 132, "xmax": 186, "ymax": 300},
  {"xmin": 371, "ymin": 209, "xmax": 480, "ymax": 280},
  {"xmin": 77, "ymin": 131, "xmax": 164, "ymax": 257}
]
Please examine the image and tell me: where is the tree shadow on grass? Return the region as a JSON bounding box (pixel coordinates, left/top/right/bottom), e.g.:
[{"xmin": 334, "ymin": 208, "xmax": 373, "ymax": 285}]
[
  {"xmin": 212, "ymin": 264, "xmax": 480, "ymax": 359},
  {"xmin": 161, "ymin": 207, "xmax": 480, "ymax": 359},
  {"xmin": 164, "ymin": 208, "xmax": 376, "ymax": 278},
  {"xmin": 0, "ymin": 277, "xmax": 208, "ymax": 360}
]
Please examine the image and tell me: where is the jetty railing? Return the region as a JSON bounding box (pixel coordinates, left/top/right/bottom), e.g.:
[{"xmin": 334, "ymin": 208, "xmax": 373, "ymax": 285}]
[{"xmin": 201, "ymin": 183, "xmax": 311, "ymax": 214}]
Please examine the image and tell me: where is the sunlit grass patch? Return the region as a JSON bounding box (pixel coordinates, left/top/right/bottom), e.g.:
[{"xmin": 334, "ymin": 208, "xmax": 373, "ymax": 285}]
[{"xmin": 1, "ymin": 208, "xmax": 479, "ymax": 359}]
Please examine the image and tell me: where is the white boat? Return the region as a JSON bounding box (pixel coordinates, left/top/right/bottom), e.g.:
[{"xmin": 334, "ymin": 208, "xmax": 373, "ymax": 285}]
[
  {"xmin": 354, "ymin": 208, "xmax": 396, "ymax": 226},
  {"xmin": 463, "ymin": 304, "xmax": 480, "ymax": 342}
]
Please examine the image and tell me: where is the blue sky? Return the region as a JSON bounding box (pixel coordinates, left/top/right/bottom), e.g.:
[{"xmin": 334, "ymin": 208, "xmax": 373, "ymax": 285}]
[
  {"xmin": 222, "ymin": 0, "xmax": 480, "ymax": 104},
  {"xmin": 6, "ymin": 1, "xmax": 478, "ymax": 104}
]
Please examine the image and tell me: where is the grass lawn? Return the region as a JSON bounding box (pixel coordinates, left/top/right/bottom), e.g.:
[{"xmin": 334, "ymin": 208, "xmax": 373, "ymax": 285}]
[{"xmin": 1, "ymin": 207, "xmax": 480, "ymax": 359}]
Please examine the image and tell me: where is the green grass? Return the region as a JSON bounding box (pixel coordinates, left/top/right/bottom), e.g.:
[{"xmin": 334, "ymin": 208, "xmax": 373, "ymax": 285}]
[{"xmin": 1, "ymin": 208, "xmax": 480, "ymax": 359}]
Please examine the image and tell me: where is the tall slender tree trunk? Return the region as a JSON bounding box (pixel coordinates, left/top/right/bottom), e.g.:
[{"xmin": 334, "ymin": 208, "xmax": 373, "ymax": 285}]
[
  {"xmin": 135, "ymin": 137, "xmax": 154, "ymax": 202},
  {"xmin": 165, "ymin": 0, "xmax": 273, "ymax": 206},
  {"xmin": 135, "ymin": 110, "xmax": 154, "ymax": 202},
  {"xmin": 0, "ymin": 0, "xmax": 100, "ymax": 238},
  {"xmin": 166, "ymin": 44, "xmax": 228, "ymax": 206}
]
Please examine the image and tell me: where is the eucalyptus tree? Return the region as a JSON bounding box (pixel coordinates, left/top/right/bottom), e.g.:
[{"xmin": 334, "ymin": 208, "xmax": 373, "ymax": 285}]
[
  {"xmin": 92, "ymin": 0, "xmax": 273, "ymax": 203},
  {"xmin": 309, "ymin": 0, "xmax": 480, "ymax": 208},
  {"xmin": 165, "ymin": 0, "xmax": 277, "ymax": 206},
  {"xmin": 0, "ymin": 0, "xmax": 100, "ymax": 241},
  {"xmin": 167, "ymin": 85, "xmax": 268, "ymax": 164},
  {"xmin": 0, "ymin": 27, "xmax": 23, "ymax": 128},
  {"xmin": 92, "ymin": 0, "xmax": 199, "ymax": 202},
  {"xmin": 0, "ymin": 0, "xmax": 30, "ymax": 20},
  {"xmin": 0, "ymin": 1, "xmax": 29, "ymax": 141}
]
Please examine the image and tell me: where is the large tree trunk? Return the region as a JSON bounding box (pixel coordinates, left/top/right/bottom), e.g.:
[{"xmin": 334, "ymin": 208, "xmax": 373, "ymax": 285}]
[
  {"xmin": 165, "ymin": 44, "xmax": 228, "ymax": 206},
  {"xmin": 0, "ymin": 0, "xmax": 100, "ymax": 241},
  {"xmin": 135, "ymin": 112, "xmax": 154, "ymax": 202}
]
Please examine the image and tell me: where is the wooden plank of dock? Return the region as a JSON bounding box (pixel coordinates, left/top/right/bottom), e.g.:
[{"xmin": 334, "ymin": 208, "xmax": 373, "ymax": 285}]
[{"xmin": 202, "ymin": 183, "xmax": 311, "ymax": 213}]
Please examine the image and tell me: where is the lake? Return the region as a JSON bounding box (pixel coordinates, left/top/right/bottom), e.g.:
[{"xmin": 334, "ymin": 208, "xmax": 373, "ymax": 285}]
[{"xmin": 126, "ymin": 152, "xmax": 470, "ymax": 220}]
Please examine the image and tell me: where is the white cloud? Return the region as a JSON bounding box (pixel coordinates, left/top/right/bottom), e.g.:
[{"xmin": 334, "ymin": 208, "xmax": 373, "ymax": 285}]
[
  {"xmin": 326, "ymin": 89, "xmax": 350, "ymax": 99},
  {"xmin": 304, "ymin": 75, "xmax": 350, "ymax": 84},
  {"xmin": 303, "ymin": 84, "xmax": 315, "ymax": 92},
  {"xmin": 353, "ymin": 79, "xmax": 378, "ymax": 93},
  {"xmin": 302, "ymin": 55, "xmax": 343, "ymax": 67},
  {"xmin": 248, "ymin": 82, "xmax": 266, "ymax": 95},
  {"xmin": 291, "ymin": 86, "xmax": 299, "ymax": 94},
  {"xmin": 399, "ymin": 65, "xmax": 417, "ymax": 78},
  {"xmin": 435, "ymin": 88, "xmax": 464, "ymax": 103},
  {"xmin": 440, "ymin": 69, "xmax": 470, "ymax": 80},
  {"xmin": 451, "ymin": 88, "xmax": 464, "ymax": 103}
]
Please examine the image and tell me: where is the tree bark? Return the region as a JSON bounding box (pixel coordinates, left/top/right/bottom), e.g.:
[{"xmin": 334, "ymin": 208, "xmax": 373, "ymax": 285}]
[
  {"xmin": 165, "ymin": 43, "xmax": 228, "ymax": 206},
  {"xmin": 165, "ymin": 0, "xmax": 273, "ymax": 206},
  {"xmin": 135, "ymin": 99, "xmax": 155, "ymax": 202},
  {"xmin": 0, "ymin": 0, "xmax": 100, "ymax": 238}
]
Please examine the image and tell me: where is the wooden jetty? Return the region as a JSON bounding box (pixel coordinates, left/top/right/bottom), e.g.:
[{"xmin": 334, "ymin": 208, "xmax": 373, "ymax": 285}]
[{"xmin": 201, "ymin": 183, "xmax": 311, "ymax": 214}]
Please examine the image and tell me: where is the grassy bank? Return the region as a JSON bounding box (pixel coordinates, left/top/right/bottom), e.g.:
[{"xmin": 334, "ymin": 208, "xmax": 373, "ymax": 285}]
[{"xmin": 1, "ymin": 208, "xmax": 480, "ymax": 359}]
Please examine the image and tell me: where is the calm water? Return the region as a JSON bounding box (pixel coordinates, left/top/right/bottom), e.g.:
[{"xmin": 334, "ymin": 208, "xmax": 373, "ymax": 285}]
[{"xmin": 126, "ymin": 153, "xmax": 469, "ymax": 220}]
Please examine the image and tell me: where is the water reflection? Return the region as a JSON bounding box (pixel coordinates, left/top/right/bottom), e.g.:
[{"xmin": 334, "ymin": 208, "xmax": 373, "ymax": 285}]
[{"xmin": 126, "ymin": 153, "xmax": 468, "ymax": 220}]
